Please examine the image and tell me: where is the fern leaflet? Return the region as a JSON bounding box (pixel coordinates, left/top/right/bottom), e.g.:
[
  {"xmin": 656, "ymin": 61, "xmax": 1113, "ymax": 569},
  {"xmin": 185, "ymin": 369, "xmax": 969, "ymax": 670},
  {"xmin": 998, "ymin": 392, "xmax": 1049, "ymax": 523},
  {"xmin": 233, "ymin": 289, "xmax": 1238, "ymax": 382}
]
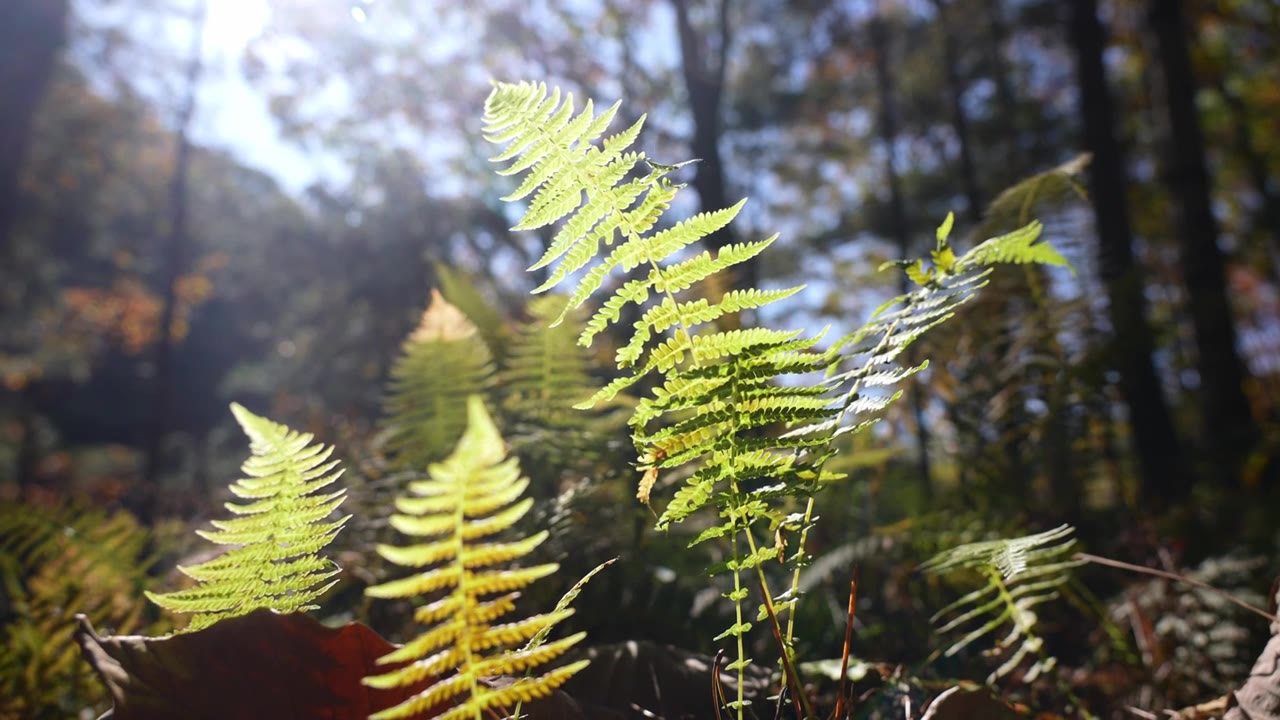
[{"xmin": 145, "ymin": 403, "xmax": 349, "ymax": 632}]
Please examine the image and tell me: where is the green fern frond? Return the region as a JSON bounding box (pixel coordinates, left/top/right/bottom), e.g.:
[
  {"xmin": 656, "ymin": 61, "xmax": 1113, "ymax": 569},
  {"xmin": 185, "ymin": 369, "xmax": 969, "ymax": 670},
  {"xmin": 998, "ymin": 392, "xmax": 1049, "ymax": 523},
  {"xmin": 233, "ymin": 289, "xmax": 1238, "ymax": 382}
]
[
  {"xmin": 382, "ymin": 289, "xmax": 497, "ymax": 470},
  {"xmin": 364, "ymin": 395, "xmax": 588, "ymax": 720},
  {"xmin": 145, "ymin": 404, "xmax": 349, "ymax": 632},
  {"xmin": 485, "ymin": 81, "xmax": 1072, "ymax": 712},
  {"xmin": 920, "ymin": 524, "xmax": 1083, "ymax": 684}
]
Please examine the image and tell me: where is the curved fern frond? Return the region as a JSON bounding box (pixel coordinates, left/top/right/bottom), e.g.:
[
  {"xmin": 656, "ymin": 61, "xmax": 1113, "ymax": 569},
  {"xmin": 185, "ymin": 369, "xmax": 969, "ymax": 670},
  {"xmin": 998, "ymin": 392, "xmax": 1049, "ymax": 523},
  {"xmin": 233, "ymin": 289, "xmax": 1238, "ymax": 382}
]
[
  {"xmin": 145, "ymin": 404, "xmax": 349, "ymax": 632},
  {"xmin": 382, "ymin": 289, "xmax": 497, "ymax": 470},
  {"xmin": 364, "ymin": 395, "xmax": 588, "ymax": 720},
  {"xmin": 920, "ymin": 524, "xmax": 1083, "ymax": 684}
]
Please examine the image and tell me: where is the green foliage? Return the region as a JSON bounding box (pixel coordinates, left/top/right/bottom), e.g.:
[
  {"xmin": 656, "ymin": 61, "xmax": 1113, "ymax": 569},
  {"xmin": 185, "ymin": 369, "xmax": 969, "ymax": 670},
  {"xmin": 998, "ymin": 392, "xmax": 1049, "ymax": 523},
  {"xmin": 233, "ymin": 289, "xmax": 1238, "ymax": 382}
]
[
  {"xmin": 145, "ymin": 403, "xmax": 349, "ymax": 632},
  {"xmin": 382, "ymin": 290, "xmax": 497, "ymax": 470},
  {"xmin": 363, "ymin": 395, "xmax": 588, "ymax": 720},
  {"xmin": 920, "ymin": 524, "xmax": 1083, "ymax": 684},
  {"xmin": 482, "ymin": 79, "xmax": 1070, "ymax": 706},
  {"xmin": 0, "ymin": 501, "xmax": 156, "ymax": 719}
]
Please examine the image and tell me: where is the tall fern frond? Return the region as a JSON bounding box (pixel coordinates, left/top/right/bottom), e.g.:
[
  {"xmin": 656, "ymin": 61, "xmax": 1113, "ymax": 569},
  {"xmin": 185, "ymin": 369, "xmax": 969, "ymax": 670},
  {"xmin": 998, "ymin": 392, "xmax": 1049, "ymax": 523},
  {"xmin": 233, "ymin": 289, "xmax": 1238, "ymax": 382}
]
[
  {"xmin": 145, "ymin": 404, "xmax": 349, "ymax": 632},
  {"xmin": 484, "ymin": 80, "xmax": 1071, "ymax": 707},
  {"xmin": 485, "ymin": 81, "xmax": 836, "ymax": 693},
  {"xmin": 363, "ymin": 395, "xmax": 588, "ymax": 720},
  {"xmin": 382, "ymin": 289, "xmax": 497, "ymax": 470},
  {"xmin": 919, "ymin": 524, "xmax": 1083, "ymax": 684}
]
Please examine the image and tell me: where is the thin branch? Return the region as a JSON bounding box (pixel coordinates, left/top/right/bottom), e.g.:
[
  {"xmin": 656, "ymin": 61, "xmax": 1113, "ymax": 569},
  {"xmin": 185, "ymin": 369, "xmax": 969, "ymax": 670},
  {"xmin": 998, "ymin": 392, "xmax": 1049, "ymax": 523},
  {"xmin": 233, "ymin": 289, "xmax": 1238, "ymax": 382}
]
[{"xmin": 1076, "ymin": 552, "xmax": 1279, "ymax": 624}]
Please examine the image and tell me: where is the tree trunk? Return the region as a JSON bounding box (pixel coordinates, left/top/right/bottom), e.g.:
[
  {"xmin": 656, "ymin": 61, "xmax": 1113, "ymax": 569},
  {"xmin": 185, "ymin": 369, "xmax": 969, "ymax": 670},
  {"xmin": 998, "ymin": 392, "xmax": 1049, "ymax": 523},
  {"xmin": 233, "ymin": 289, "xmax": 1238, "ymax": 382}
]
[
  {"xmin": 1069, "ymin": 0, "xmax": 1191, "ymax": 506},
  {"xmin": 931, "ymin": 0, "xmax": 982, "ymax": 225},
  {"xmin": 0, "ymin": 0, "xmax": 69, "ymax": 257},
  {"xmin": 670, "ymin": 0, "xmax": 752, "ymax": 290},
  {"xmin": 1149, "ymin": 0, "xmax": 1260, "ymax": 482},
  {"xmin": 984, "ymin": 0, "xmax": 1024, "ymax": 178},
  {"xmin": 137, "ymin": 1, "xmax": 208, "ymax": 523},
  {"xmin": 870, "ymin": 12, "xmax": 933, "ymax": 498}
]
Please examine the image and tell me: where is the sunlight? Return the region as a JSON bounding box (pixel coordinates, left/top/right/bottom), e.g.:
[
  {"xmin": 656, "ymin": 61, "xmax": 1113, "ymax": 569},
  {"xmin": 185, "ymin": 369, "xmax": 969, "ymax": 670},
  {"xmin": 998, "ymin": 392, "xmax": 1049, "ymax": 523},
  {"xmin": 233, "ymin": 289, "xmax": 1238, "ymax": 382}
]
[{"xmin": 202, "ymin": 0, "xmax": 271, "ymax": 59}]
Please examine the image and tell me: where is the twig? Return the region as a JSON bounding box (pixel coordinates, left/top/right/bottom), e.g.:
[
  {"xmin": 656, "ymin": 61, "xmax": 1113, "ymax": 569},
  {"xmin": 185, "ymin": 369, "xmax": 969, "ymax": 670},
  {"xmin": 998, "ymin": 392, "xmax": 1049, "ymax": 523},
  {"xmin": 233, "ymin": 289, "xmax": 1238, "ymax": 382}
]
[
  {"xmin": 832, "ymin": 577, "xmax": 858, "ymax": 720},
  {"xmin": 1076, "ymin": 552, "xmax": 1280, "ymax": 624}
]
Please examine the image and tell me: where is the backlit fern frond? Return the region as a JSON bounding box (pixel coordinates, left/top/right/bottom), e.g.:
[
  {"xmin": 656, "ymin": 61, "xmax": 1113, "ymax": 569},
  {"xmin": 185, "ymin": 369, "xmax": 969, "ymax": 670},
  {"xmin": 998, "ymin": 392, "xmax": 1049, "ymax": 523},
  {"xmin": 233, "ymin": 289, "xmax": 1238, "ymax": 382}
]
[
  {"xmin": 0, "ymin": 501, "xmax": 156, "ymax": 719},
  {"xmin": 484, "ymin": 81, "xmax": 1071, "ymax": 704},
  {"xmin": 485, "ymin": 80, "xmax": 835, "ymax": 688},
  {"xmin": 145, "ymin": 403, "xmax": 349, "ymax": 632},
  {"xmin": 920, "ymin": 524, "xmax": 1082, "ymax": 684},
  {"xmin": 363, "ymin": 395, "xmax": 588, "ymax": 720},
  {"xmin": 382, "ymin": 289, "xmax": 497, "ymax": 470}
]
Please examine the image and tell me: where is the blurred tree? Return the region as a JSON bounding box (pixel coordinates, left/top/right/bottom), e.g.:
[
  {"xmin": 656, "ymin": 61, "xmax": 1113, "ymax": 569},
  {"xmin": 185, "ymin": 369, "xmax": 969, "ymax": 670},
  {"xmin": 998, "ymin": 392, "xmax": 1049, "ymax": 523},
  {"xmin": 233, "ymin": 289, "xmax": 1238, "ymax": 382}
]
[
  {"xmin": 1149, "ymin": 0, "xmax": 1261, "ymax": 483},
  {"xmin": 0, "ymin": 0, "xmax": 70, "ymax": 258},
  {"xmin": 1069, "ymin": 0, "xmax": 1191, "ymax": 507},
  {"xmin": 139, "ymin": 0, "xmax": 208, "ymax": 523}
]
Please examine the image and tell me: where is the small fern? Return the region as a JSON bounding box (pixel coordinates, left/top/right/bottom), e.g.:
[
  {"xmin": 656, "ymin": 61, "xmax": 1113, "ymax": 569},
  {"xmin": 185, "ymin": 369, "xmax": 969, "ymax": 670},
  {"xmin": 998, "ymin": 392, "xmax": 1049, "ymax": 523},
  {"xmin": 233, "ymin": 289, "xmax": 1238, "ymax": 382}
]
[
  {"xmin": 363, "ymin": 395, "xmax": 588, "ymax": 720},
  {"xmin": 382, "ymin": 289, "xmax": 497, "ymax": 470},
  {"xmin": 920, "ymin": 524, "xmax": 1083, "ymax": 684},
  {"xmin": 482, "ymin": 79, "xmax": 1071, "ymax": 709},
  {"xmin": 145, "ymin": 403, "xmax": 349, "ymax": 632}
]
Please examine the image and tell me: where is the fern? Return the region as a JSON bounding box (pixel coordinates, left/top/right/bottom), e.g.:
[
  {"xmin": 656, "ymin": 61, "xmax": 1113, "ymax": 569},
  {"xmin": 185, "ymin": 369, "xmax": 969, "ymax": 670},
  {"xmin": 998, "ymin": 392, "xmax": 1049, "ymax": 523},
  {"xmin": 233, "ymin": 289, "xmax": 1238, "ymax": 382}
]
[
  {"xmin": 482, "ymin": 79, "xmax": 1070, "ymax": 710},
  {"xmin": 363, "ymin": 395, "xmax": 588, "ymax": 720},
  {"xmin": 0, "ymin": 501, "xmax": 155, "ymax": 719},
  {"xmin": 145, "ymin": 403, "xmax": 349, "ymax": 632},
  {"xmin": 382, "ymin": 289, "xmax": 497, "ymax": 470},
  {"xmin": 920, "ymin": 524, "xmax": 1083, "ymax": 684}
]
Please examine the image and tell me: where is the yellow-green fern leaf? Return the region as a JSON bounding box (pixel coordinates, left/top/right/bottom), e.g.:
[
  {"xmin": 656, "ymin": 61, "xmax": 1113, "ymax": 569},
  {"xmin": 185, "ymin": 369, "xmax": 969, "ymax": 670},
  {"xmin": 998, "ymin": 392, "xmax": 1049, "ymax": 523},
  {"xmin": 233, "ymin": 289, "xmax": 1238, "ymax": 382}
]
[
  {"xmin": 382, "ymin": 289, "xmax": 496, "ymax": 470},
  {"xmin": 364, "ymin": 396, "xmax": 588, "ymax": 720},
  {"xmin": 145, "ymin": 403, "xmax": 349, "ymax": 632}
]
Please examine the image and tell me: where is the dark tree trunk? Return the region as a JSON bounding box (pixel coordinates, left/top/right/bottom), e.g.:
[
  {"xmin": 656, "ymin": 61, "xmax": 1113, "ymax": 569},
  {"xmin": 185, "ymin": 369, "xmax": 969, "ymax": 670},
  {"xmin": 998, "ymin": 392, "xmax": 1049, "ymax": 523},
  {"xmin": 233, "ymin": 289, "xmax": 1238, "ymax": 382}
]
[
  {"xmin": 1212, "ymin": 75, "xmax": 1280, "ymax": 278},
  {"xmin": 984, "ymin": 0, "xmax": 1024, "ymax": 177},
  {"xmin": 1149, "ymin": 0, "xmax": 1260, "ymax": 482},
  {"xmin": 870, "ymin": 13, "xmax": 933, "ymax": 497},
  {"xmin": 1069, "ymin": 0, "xmax": 1191, "ymax": 506},
  {"xmin": 931, "ymin": 0, "xmax": 982, "ymax": 225},
  {"xmin": 0, "ymin": 0, "xmax": 69, "ymax": 257},
  {"xmin": 671, "ymin": 0, "xmax": 753, "ymax": 290},
  {"xmin": 137, "ymin": 1, "xmax": 208, "ymax": 523}
]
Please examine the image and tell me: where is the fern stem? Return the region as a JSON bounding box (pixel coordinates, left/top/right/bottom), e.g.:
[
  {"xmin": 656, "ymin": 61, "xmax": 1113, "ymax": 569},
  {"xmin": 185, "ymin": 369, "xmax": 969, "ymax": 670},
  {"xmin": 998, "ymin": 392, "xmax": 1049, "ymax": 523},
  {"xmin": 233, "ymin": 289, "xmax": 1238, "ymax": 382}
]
[
  {"xmin": 728, "ymin": 529, "xmax": 747, "ymax": 719},
  {"xmin": 453, "ymin": 469, "xmax": 481, "ymax": 720}
]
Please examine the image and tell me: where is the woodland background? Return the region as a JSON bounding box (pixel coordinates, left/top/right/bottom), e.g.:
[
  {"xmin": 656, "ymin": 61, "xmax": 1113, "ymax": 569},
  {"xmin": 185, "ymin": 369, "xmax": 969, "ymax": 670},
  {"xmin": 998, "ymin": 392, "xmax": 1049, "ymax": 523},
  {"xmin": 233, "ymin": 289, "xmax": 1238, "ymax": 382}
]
[{"xmin": 2, "ymin": 0, "xmax": 1279, "ymax": 717}]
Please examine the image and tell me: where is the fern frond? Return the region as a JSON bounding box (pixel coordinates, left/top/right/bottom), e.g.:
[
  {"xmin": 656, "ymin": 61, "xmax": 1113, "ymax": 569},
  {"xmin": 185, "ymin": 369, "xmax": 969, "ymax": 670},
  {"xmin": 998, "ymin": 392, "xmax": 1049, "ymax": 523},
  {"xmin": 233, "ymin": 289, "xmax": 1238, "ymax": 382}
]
[
  {"xmin": 364, "ymin": 395, "xmax": 588, "ymax": 720},
  {"xmin": 0, "ymin": 501, "xmax": 156, "ymax": 717},
  {"xmin": 145, "ymin": 404, "xmax": 349, "ymax": 632},
  {"xmin": 485, "ymin": 81, "xmax": 1072, "ymax": 712},
  {"xmin": 382, "ymin": 289, "xmax": 497, "ymax": 470},
  {"xmin": 920, "ymin": 524, "xmax": 1083, "ymax": 684}
]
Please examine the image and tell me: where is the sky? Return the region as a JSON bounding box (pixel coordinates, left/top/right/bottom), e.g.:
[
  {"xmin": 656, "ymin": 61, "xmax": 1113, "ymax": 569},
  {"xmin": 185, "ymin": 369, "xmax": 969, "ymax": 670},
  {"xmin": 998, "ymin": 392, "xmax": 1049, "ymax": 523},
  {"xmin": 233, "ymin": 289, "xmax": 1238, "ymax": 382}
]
[{"xmin": 192, "ymin": 0, "xmax": 335, "ymax": 193}]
